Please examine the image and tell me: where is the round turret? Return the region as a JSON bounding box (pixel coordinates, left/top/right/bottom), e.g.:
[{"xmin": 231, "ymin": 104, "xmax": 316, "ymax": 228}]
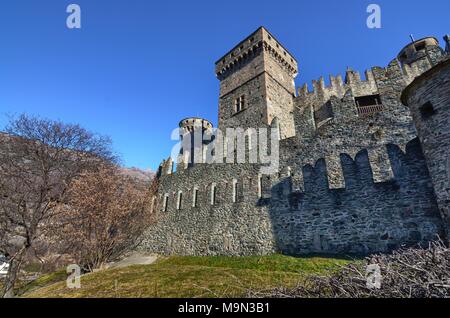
[
  {"xmin": 179, "ymin": 117, "xmax": 213, "ymax": 133},
  {"xmin": 397, "ymin": 37, "xmax": 440, "ymax": 65},
  {"xmin": 401, "ymin": 58, "xmax": 450, "ymax": 241},
  {"xmin": 177, "ymin": 117, "xmax": 213, "ymax": 168}
]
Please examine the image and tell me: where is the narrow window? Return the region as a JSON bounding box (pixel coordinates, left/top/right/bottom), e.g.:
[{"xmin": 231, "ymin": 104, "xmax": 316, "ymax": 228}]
[
  {"xmin": 419, "ymin": 101, "xmax": 435, "ymax": 119},
  {"xmin": 235, "ymin": 98, "xmax": 240, "ymax": 113},
  {"xmin": 258, "ymin": 175, "xmax": 262, "ymax": 198},
  {"xmin": 240, "ymin": 95, "xmax": 245, "ymax": 110},
  {"xmin": 163, "ymin": 194, "xmax": 169, "ymax": 212},
  {"xmin": 192, "ymin": 188, "xmax": 198, "ymax": 207},
  {"xmin": 177, "ymin": 191, "xmax": 183, "ymax": 210},
  {"xmin": 232, "ymin": 179, "xmax": 238, "ymax": 203},
  {"xmin": 211, "ymin": 183, "xmax": 217, "ymax": 205},
  {"xmin": 234, "ymin": 95, "xmax": 246, "ymax": 114},
  {"xmin": 151, "ymin": 197, "xmax": 156, "ymax": 213}
]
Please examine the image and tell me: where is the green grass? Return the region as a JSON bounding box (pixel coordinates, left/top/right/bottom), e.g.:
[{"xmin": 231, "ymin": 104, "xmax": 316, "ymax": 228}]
[
  {"xmin": 17, "ymin": 270, "xmax": 68, "ymax": 296},
  {"xmin": 23, "ymin": 254, "xmax": 354, "ymax": 298},
  {"xmin": 0, "ymin": 269, "xmax": 67, "ymax": 297}
]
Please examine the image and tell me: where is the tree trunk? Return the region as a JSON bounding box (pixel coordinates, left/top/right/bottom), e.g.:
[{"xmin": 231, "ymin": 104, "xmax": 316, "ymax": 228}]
[{"xmin": 2, "ymin": 249, "xmax": 26, "ymax": 298}]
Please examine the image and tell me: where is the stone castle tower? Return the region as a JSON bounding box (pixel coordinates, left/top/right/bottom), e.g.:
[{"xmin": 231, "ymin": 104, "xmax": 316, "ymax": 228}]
[
  {"xmin": 216, "ymin": 27, "xmax": 298, "ymax": 139},
  {"xmin": 142, "ymin": 28, "xmax": 449, "ymax": 256},
  {"xmin": 402, "ymin": 58, "xmax": 450, "ymax": 241}
]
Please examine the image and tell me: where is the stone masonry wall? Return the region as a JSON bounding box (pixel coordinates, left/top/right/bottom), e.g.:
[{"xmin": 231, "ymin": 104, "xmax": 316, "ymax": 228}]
[
  {"xmin": 139, "ymin": 30, "xmax": 449, "ymax": 256},
  {"xmin": 402, "ymin": 58, "xmax": 450, "ymax": 241}
]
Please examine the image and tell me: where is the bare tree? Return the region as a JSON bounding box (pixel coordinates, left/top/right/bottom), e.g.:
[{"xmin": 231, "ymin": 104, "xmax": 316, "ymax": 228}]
[
  {"xmin": 0, "ymin": 114, "xmax": 115, "ymax": 297},
  {"xmin": 51, "ymin": 165, "xmax": 156, "ymax": 272}
]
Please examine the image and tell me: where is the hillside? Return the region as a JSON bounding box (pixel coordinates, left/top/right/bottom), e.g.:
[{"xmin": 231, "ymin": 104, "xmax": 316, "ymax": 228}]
[
  {"xmin": 22, "ymin": 255, "xmax": 352, "ymax": 298},
  {"xmin": 120, "ymin": 167, "xmax": 154, "ymax": 182}
]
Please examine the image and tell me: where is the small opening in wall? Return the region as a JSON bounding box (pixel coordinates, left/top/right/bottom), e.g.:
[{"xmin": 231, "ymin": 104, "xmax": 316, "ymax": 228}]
[
  {"xmin": 258, "ymin": 175, "xmax": 262, "ymax": 198},
  {"xmin": 234, "ymin": 95, "xmax": 246, "ymax": 114},
  {"xmin": 192, "ymin": 188, "xmax": 198, "ymax": 207},
  {"xmin": 232, "ymin": 179, "xmax": 238, "ymax": 203},
  {"xmin": 355, "ymin": 94, "xmax": 382, "ymax": 107},
  {"xmin": 163, "ymin": 195, "xmax": 169, "ymax": 212},
  {"xmin": 151, "ymin": 197, "xmax": 156, "ymax": 213},
  {"xmin": 177, "ymin": 192, "xmax": 183, "ymax": 210},
  {"xmin": 420, "ymin": 101, "xmax": 435, "ymax": 119},
  {"xmin": 355, "ymin": 94, "xmax": 384, "ymax": 116},
  {"xmin": 415, "ymin": 43, "xmax": 426, "ymax": 51},
  {"xmin": 211, "ymin": 184, "xmax": 217, "ymax": 205}
]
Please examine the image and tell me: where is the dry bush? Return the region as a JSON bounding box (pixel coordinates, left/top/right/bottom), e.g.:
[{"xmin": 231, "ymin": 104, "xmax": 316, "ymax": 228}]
[
  {"xmin": 249, "ymin": 240, "xmax": 450, "ymax": 298},
  {"xmin": 51, "ymin": 165, "xmax": 157, "ymax": 272}
]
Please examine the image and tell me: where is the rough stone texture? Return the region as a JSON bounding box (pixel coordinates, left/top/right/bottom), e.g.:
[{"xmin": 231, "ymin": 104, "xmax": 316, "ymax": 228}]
[
  {"xmin": 139, "ymin": 27, "xmax": 449, "ymax": 256},
  {"xmin": 217, "ymin": 28, "xmax": 297, "ymax": 139},
  {"xmin": 402, "ymin": 58, "xmax": 450, "ymax": 241}
]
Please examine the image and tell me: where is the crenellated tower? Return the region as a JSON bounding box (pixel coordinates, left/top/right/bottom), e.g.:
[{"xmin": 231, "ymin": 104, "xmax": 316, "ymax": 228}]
[{"xmin": 215, "ymin": 27, "xmax": 298, "ymax": 139}]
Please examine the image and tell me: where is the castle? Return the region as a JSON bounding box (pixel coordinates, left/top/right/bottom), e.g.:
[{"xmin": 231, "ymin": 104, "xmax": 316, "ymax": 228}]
[{"xmin": 140, "ymin": 27, "xmax": 450, "ymax": 256}]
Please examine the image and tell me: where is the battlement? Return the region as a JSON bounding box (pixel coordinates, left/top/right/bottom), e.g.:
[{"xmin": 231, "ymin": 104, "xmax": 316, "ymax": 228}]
[
  {"xmin": 154, "ymin": 138, "xmax": 430, "ymax": 214},
  {"xmin": 297, "ymin": 68, "xmax": 378, "ymax": 102},
  {"xmin": 215, "ymin": 27, "xmax": 298, "ymax": 80},
  {"xmin": 296, "ymin": 36, "xmax": 448, "ymax": 106}
]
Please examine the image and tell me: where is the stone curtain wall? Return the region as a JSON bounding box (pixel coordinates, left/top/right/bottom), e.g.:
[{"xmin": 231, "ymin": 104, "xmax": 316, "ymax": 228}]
[
  {"xmin": 272, "ymin": 139, "xmax": 443, "ymax": 255},
  {"xmin": 140, "ymin": 139, "xmax": 443, "ymax": 256},
  {"xmin": 139, "ymin": 163, "xmax": 277, "ymax": 256},
  {"xmin": 139, "ymin": 30, "xmax": 449, "ymax": 256}
]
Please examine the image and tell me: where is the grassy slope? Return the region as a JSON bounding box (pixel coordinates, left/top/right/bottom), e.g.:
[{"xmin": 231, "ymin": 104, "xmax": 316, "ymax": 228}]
[{"xmin": 24, "ymin": 255, "xmax": 353, "ymax": 298}]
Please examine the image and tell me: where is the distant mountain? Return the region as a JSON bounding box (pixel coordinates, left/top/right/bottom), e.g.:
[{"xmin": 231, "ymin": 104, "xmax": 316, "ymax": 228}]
[
  {"xmin": 1, "ymin": 132, "xmax": 155, "ymax": 183},
  {"xmin": 120, "ymin": 167, "xmax": 155, "ymax": 183}
]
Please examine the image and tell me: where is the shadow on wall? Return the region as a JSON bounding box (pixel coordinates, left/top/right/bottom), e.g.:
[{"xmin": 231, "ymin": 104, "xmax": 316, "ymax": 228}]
[{"xmin": 267, "ymin": 138, "xmax": 444, "ymax": 256}]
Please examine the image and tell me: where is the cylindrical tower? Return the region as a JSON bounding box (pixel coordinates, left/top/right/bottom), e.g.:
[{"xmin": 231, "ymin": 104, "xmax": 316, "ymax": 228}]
[
  {"xmin": 397, "ymin": 37, "xmax": 440, "ymax": 65},
  {"xmin": 177, "ymin": 117, "xmax": 213, "ymax": 169},
  {"xmin": 401, "ymin": 58, "xmax": 450, "ymax": 241}
]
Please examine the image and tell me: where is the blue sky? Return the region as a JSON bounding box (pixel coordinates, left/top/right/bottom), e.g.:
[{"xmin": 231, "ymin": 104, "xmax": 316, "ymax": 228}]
[{"xmin": 0, "ymin": 0, "xmax": 448, "ymax": 170}]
